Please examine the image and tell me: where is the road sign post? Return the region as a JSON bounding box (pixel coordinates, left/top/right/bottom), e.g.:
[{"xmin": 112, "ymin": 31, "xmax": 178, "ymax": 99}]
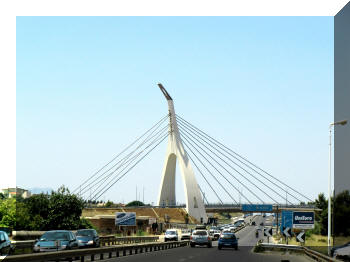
[
  {"xmin": 264, "ymin": 227, "xmax": 272, "ymax": 243},
  {"xmin": 296, "ymin": 231, "xmax": 305, "ymax": 245},
  {"xmin": 282, "ymin": 227, "xmax": 292, "ymax": 245}
]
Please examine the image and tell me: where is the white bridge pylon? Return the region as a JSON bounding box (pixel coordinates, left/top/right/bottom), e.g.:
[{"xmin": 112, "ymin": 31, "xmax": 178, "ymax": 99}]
[{"xmin": 157, "ymin": 84, "xmax": 208, "ymax": 223}]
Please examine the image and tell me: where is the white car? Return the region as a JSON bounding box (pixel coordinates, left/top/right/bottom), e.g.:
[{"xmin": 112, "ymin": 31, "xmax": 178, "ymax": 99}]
[
  {"xmin": 164, "ymin": 229, "xmax": 179, "ymax": 242},
  {"xmin": 190, "ymin": 230, "xmax": 212, "ymax": 248},
  {"xmin": 180, "ymin": 230, "xmax": 191, "ymax": 240}
]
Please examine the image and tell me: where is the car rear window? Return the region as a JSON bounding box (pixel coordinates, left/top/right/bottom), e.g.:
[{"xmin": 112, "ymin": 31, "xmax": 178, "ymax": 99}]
[
  {"xmin": 193, "ymin": 231, "xmax": 207, "ymax": 236},
  {"xmin": 221, "ymin": 234, "xmax": 236, "ymax": 239},
  {"xmin": 77, "ymin": 230, "xmax": 94, "ymax": 236},
  {"xmin": 40, "ymin": 232, "xmax": 70, "ymax": 241}
]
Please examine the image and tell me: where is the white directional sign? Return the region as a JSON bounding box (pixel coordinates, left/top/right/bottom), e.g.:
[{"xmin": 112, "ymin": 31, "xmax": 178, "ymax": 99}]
[
  {"xmin": 296, "ymin": 231, "xmax": 305, "ymax": 243},
  {"xmin": 283, "ymin": 227, "xmax": 291, "ymax": 237},
  {"xmin": 264, "ymin": 227, "xmax": 272, "ymax": 237}
]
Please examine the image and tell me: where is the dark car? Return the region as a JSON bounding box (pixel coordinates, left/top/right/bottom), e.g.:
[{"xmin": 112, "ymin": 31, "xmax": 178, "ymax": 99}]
[
  {"xmin": 218, "ymin": 232, "xmax": 239, "ymax": 250},
  {"xmin": 33, "ymin": 230, "xmax": 79, "ymax": 252},
  {"xmin": 76, "ymin": 229, "xmax": 100, "ymax": 248},
  {"xmin": 0, "ymin": 231, "xmax": 13, "ymax": 255}
]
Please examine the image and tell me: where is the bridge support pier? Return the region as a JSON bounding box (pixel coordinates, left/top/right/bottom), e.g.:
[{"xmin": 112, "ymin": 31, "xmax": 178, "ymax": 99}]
[{"xmin": 157, "ymin": 84, "xmax": 207, "ymax": 223}]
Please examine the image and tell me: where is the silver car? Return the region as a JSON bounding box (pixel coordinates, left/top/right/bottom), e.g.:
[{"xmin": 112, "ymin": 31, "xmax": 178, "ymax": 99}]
[{"xmin": 190, "ymin": 230, "xmax": 212, "ymax": 248}]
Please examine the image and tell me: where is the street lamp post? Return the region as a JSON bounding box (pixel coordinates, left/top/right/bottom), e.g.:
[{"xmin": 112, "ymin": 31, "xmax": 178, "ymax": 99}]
[{"xmin": 328, "ymin": 120, "xmax": 347, "ymax": 256}]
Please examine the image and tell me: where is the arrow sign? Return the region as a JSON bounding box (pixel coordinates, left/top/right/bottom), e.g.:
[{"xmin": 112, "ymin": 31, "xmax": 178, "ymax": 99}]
[
  {"xmin": 264, "ymin": 227, "xmax": 272, "ymax": 237},
  {"xmin": 283, "ymin": 227, "xmax": 291, "ymax": 237},
  {"xmin": 296, "ymin": 231, "xmax": 305, "ymax": 243}
]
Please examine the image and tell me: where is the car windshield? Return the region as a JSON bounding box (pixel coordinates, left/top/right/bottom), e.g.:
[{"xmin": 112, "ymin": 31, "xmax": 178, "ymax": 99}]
[
  {"xmin": 221, "ymin": 234, "xmax": 236, "ymax": 239},
  {"xmin": 193, "ymin": 231, "xmax": 207, "ymax": 236},
  {"xmin": 166, "ymin": 231, "xmax": 176, "ymax": 235},
  {"xmin": 77, "ymin": 230, "xmax": 94, "ymax": 237},
  {"xmin": 40, "ymin": 232, "xmax": 70, "ymax": 241}
]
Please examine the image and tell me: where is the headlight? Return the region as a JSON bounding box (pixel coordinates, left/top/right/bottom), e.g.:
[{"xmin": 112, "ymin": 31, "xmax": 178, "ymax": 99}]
[
  {"xmin": 61, "ymin": 245, "xmax": 67, "ymax": 249},
  {"xmin": 88, "ymin": 240, "xmax": 94, "ymax": 245},
  {"xmin": 33, "ymin": 245, "xmax": 40, "ymax": 251}
]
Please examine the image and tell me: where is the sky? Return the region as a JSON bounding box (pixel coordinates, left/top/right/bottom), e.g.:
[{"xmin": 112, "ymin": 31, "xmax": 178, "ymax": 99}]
[{"xmin": 16, "ymin": 16, "xmax": 333, "ymax": 205}]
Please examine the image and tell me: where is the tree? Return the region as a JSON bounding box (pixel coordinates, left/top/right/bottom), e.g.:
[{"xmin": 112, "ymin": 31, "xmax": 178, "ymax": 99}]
[
  {"xmin": 126, "ymin": 200, "xmax": 145, "ymax": 207},
  {"xmin": 314, "ymin": 193, "xmax": 328, "ymax": 235},
  {"xmin": 334, "ymin": 190, "xmax": 350, "ymax": 236},
  {"xmin": 14, "ymin": 186, "xmax": 91, "ymax": 231},
  {"xmin": 105, "ymin": 200, "xmax": 113, "ymax": 208},
  {"xmin": 45, "ymin": 186, "xmax": 85, "ymax": 230}
]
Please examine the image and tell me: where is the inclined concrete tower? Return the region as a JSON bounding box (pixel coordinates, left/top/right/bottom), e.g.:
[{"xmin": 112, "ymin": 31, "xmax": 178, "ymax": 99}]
[{"xmin": 157, "ymin": 84, "xmax": 208, "ymax": 223}]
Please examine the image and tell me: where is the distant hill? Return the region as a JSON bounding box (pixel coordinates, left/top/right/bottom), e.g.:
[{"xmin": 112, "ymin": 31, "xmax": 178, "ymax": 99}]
[{"xmin": 29, "ymin": 187, "xmax": 54, "ymax": 195}]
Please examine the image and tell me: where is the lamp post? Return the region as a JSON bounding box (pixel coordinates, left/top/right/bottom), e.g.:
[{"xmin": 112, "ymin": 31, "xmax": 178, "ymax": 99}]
[{"xmin": 328, "ymin": 120, "xmax": 347, "ymax": 256}]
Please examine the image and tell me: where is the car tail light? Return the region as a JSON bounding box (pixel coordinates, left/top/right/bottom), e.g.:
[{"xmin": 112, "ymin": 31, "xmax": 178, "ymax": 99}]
[
  {"xmin": 208, "ymin": 237, "xmax": 210, "ymax": 240},
  {"xmin": 190, "ymin": 236, "xmax": 192, "ymax": 240}
]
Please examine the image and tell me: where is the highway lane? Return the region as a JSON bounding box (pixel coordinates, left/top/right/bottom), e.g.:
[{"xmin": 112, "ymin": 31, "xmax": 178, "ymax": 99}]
[
  {"xmin": 38, "ymin": 216, "xmax": 311, "ymax": 262},
  {"xmin": 98, "ymin": 216, "xmax": 312, "ymax": 262}
]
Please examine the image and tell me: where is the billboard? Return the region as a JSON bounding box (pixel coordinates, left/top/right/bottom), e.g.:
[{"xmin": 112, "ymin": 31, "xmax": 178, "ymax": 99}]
[
  {"xmin": 293, "ymin": 211, "xmax": 314, "ymax": 229},
  {"xmin": 115, "ymin": 212, "xmax": 136, "ymax": 226}
]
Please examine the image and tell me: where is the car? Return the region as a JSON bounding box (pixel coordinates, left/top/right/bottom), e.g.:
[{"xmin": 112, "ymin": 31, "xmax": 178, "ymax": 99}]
[
  {"xmin": 76, "ymin": 229, "xmax": 100, "ymax": 248},
  {"xmin": 229, "ymin": 226, "xmax": 237, "ymax": 233},
  {"xmin": 195, "ymin": 225, "xmax": 207, "ymax": 230},
  {"xmin": 33, "ymin": 230, "xmax": 79, "ymax": 252},
  {"xmin": 218, "ymin": 232, "xmax": 239, "ymax": 250},
  {"xmin": 164, "ymin": 229, "xmax": 179, "ymax": 242},
  {"xmin": 0, "ymin": 231, "xmax": 13, "ymax": 256},
  {"xmin": 332, "ymin": 241, "xmax": 350, "ymax": 259},
  {"xmin": 234, "ymin": 220, "xmax": 245, "ymax": 227},
  {"xmin": 190, "ymin": 230, "xmax": 212, "ymax": 248},
  {"xmin": 180, "ymin": 229, "xmax": 191, "ymax": 240},
  {"xmin": 212, "ymin": 230, "xmax": 221, "ymax": 240}
]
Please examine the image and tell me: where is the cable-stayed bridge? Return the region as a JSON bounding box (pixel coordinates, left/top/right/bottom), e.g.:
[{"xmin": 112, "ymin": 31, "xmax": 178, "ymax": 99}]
[{"xmin": 73, "ymin": 84, "xmax": 314, "ymax": 222}]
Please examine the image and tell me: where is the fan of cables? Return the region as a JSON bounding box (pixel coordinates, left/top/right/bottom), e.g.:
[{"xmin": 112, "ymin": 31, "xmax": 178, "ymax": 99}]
[
  {"xmin": 73, "ymin": 114, "xmax": 170, "ymax": 202},
  {"xmin": 175, "ymin": 114, "xmax": 313, "ymax": 206}
]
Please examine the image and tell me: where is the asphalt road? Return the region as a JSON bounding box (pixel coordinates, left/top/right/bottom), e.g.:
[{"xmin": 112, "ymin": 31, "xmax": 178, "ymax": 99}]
[
  {"xmin": 97, "ymin": 215, "xmax": 313, "ymax": 262},
  {"xmin": 35, "ymin": 215, "xmax": 312, "ymax": 262}
]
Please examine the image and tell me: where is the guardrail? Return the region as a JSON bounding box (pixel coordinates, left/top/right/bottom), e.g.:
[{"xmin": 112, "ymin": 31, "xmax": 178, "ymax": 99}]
[
  {"xmin": 100, "ymin": 236, "xmax": 159, "ymax": 246},
  {"xmin": 258, "ymin": 243, "xmax": 342, "ymax": 262},
  {"xmin": 5, "ymin": 240, "xmax": 189, "ymax": 262}
]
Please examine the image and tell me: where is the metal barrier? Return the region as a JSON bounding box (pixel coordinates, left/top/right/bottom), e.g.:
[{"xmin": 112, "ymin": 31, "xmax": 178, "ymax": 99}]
[
  {"xmin": 258, "ymin": 243, "xmax": 341, "ymax": 262},
  {"xmin": 100, "ymin": 236, "xmax": 159, "ymax": 246},
  {"xmin": 5, "ymin": 240, "xmax": 189, "ymax": 261}
]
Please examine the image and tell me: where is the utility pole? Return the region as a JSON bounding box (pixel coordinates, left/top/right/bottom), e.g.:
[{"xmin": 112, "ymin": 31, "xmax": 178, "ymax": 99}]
[{"xmin": 143, "ymin": 187, "xmax": 145, "ymax": 203}]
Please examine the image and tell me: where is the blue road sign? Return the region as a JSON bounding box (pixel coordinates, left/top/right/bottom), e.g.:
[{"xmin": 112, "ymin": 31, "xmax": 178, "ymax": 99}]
[
  {"xmin": 241, "ymin": 204, "xmax": 273, "ymax": 212},
  {"xmin": 293, "ymin": 211, "xmax": 314, "ymax": 229},
  {"xmin": 281, "ymin": 210, "xmax": 293, "ymax": 233},
  {"xmin": 115, "ymin": 212, "xmax": 136, "ymax": 226}
]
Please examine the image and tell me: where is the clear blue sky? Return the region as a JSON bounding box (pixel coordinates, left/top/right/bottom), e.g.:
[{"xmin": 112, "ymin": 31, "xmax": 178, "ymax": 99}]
[{"xmin": 16, "ymin": 16, "xmax": 333, "ymax": 204}]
